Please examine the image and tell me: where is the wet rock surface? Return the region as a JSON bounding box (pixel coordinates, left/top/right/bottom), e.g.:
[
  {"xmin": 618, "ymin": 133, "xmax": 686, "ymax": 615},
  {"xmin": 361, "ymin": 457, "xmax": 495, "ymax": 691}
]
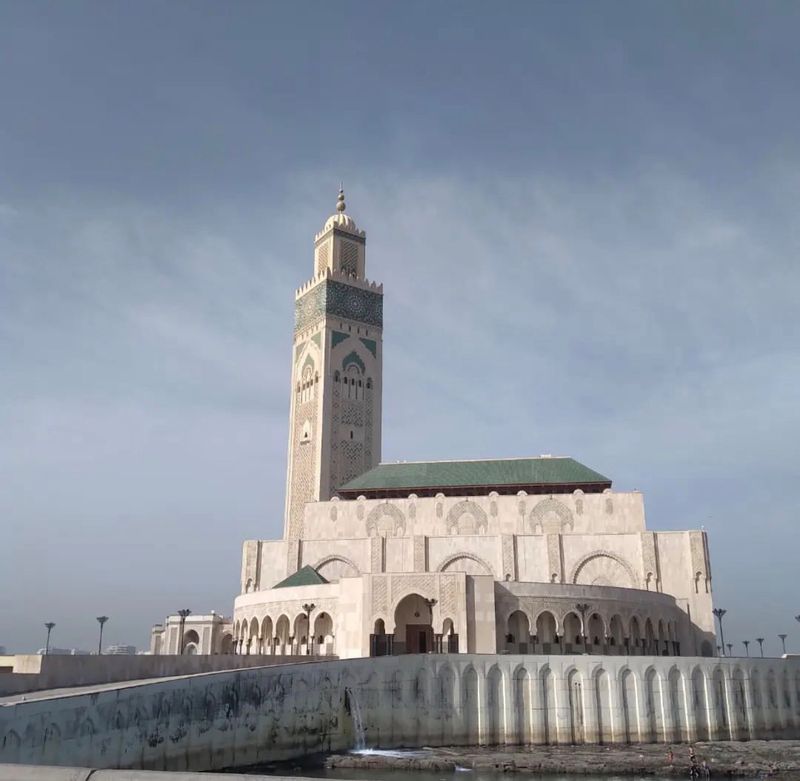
[{"xmin": 323, "ymin": 742, "xmax": 800, "ymax": 778}]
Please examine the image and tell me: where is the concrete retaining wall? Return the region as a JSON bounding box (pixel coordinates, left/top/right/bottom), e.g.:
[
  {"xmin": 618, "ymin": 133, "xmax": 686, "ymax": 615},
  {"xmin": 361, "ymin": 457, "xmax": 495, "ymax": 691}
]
[
  {"xmin": 1, "ymin": 654, "xmax": 799, "ymax": 771},
  {"xmin": 0, "ymin": 764, "xmax": 283, "ymax": 780},
  {"xmin": 0, "ymin": 655, "xmax": 316, "ymax": 697}
]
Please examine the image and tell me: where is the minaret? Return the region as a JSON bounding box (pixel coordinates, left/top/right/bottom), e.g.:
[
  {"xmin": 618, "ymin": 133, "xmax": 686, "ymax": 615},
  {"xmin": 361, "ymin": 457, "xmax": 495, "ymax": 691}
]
[{"xmin": 283, "ymin": 189, "xmax": 383, "ymax": 556}]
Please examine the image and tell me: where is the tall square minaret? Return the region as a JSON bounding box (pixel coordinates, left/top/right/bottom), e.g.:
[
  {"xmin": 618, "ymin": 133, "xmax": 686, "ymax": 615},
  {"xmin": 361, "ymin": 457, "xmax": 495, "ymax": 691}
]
[{"xmin": 283, "ymin": 190, "xmax": 383, "ymax": 550}]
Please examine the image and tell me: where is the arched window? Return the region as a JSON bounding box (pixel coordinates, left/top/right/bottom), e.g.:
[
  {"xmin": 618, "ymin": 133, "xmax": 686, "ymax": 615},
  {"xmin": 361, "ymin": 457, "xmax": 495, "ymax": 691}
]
[
  {"xmin": 366, "ymin": 378, "xmax": 372, "ymax": 389},
  {"xmin": 334, "ymin": 371, "xmax": 340, "ymax": 382}
]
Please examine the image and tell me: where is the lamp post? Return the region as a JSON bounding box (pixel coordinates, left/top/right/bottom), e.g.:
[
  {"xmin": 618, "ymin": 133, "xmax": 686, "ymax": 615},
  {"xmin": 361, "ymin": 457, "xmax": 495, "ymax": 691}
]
[
  {"xmin": 302, "ymin": 603, "xmax": 315, "ymax": 655},
  {"xmin": 712, "ymin": 608, "xmax": 727, "ymax": 656},
  {"xmin": 177, "ymin": 609, "xmax": 191, "ymax": 655},
  {"xmin": 743, "ymin": 640, "xmax": 750, "ymax": 657},
  {"xmin": 43, "ymin": 622, "xmax": 55, "ymax": 655},
  {"xmin": 96, "ymin": 616, "xmax": 109, "ymax": 655},
  {"xmin": 778, "ymin": 634, "xmax": 788, "ymax": 656},
  {"xmin": 575, "ymin": 603, "xmax": 590, "ymax": 651},
  {"xmin": 756, "ymin": 637, "xmax": 765, "ymax": 658}
]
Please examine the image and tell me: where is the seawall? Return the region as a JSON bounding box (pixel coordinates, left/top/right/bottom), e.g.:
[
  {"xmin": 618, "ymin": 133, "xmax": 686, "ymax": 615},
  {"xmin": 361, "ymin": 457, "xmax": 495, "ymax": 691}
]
[
  {"xmin": 1, "ymin": 654, "xmax": 799, "ymax": 771},
  {"xmin": 0, "ymin": 655, "xmax": 317, "ymax": 697}
]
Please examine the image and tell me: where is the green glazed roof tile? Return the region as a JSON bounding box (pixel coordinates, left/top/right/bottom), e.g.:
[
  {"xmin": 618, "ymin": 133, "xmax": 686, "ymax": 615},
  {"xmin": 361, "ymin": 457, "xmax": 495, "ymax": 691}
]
[
  {"xmin": 338, "ymin": 457, "xmax": 610, "ymax": 493},
  {"xmin": 273, "ymin": 565, "xmax": 328, "ymax": 589}
]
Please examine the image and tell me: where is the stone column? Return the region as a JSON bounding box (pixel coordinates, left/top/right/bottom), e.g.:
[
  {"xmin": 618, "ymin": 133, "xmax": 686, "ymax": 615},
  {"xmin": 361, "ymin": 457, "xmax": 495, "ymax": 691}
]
[
  {"xmin": 502, "ymin": 667, "xmax": 515, "ymax": 744},
  {"xmin": 477, "ymin": 670, "xmax": 488, "ymax": 746},
  {"xmin": 529, "ymin": 666, "xmax": 547, "ymax": 744},
  {"xmin": 741, "ymin": 669, "xmax": 757, "ymax": 739},
  {"xmin": 581, "ymin": 673, "xmax": 600, "ymax": 744},
  {"xmin": 555, "ymin": 668, "xmax": 572, "ymax": 745},
  {"xmin": 684, "ymin": 672, "xmax": 698, "ymax": 742},
  {"xmin": 659, "ymin": 673, "xmax": 675, "ymax": 744},
  {"xmin": 722, "ymin": 668, "xmax": 738, "ymax": 741}
]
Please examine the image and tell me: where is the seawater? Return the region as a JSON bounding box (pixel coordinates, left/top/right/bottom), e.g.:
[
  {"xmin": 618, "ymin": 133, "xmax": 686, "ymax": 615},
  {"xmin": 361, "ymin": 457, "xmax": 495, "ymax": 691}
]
[{"xmin": 251, "ymin": 751, "xmax": 684, "ymax": 781}]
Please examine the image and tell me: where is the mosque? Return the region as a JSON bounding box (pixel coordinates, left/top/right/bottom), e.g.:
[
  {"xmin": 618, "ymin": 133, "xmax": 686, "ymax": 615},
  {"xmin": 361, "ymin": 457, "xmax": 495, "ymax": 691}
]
[{"xmin": 150, "ymin": 192, "xmax": 717, "ymax": 660}]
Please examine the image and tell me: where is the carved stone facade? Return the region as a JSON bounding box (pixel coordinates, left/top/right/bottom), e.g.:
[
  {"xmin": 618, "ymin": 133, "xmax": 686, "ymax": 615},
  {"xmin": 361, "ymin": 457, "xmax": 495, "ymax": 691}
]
[{"xmin": 282, "ymin": 192, "xmax": 383, "ymax": 542}]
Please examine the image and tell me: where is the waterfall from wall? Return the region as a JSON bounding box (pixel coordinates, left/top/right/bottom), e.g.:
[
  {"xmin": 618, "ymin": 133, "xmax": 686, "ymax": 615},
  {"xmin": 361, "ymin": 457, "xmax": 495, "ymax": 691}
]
[{"xmin": 346, "ymin": 687, "xmax": 367, "ymax": 751}]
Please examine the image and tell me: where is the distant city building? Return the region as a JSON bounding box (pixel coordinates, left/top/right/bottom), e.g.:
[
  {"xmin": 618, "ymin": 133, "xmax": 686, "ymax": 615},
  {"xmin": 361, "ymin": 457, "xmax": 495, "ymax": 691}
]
[
  {"xmin": 36, "ymin": 648, "xmax": 90, "ymax": 656},
  {"xmin": 152, "ymin": 191, "xmax": 716, "ymax": 660},
  {"xmin": 105, "ymin": 644, "xmax": 137, "ymax": 655}
]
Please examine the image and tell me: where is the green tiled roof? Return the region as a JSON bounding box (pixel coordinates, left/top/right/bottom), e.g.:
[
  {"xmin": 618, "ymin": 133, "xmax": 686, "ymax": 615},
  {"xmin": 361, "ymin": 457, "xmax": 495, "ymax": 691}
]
[
  {"xmin": 338, "ymin": 457, "xmax": 610, "ymax": 493},
  {"xmin": 273, "ymin": 565, "xmax": 328, "ymax": 589}
]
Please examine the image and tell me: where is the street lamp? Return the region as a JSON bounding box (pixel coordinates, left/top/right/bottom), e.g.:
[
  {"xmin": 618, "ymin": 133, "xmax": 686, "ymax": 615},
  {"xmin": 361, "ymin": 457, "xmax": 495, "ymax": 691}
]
[
  {"xmin": 43, "ymin": 622, "xmax": 55, "ymax": 655},
  {"xmin": 778, "ymin": 634, "xmax": 788, "ymax": 656},
  {"xmin": 756, "ymin": 637, "xmax": 765, "ymax": 658},
  {"xmin": 302, "ymin": 603, "xmax": 315, "ymax": 655},
  {"xmin": 712, "ymin": 608, "xmax": 727, "ymax": 656},
  {"xmin": 743, "ymin": 640, "xmax": 750, "ymax": 657},
  {"xmin": 177, "ymin": 609, "xmax": 191, "ymax": 655},
  {"xmin": 96, "ymin": 616, "xmax": 109, "ymax": 655},
  {"xmin": 575, "ymin": 603, "xmax": 590, "ymax": 650}
]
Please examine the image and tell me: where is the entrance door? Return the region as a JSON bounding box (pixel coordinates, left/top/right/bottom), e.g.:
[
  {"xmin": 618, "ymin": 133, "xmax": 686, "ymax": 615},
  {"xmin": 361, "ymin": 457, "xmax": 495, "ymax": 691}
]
[{"xmin": 406, "ymin": 624, "xmax": 432, "ymax": 654}]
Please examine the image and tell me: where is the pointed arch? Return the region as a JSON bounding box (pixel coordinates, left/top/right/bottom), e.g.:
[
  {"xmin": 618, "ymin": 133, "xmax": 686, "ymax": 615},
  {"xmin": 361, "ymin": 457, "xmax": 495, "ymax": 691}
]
[
  {"xmin": 437, "ymin": 552, "xmax": 494, "ymax": 576},
  {"xmin": 569, "ymin": 551, "xmax": 637, "ymax": 588}
]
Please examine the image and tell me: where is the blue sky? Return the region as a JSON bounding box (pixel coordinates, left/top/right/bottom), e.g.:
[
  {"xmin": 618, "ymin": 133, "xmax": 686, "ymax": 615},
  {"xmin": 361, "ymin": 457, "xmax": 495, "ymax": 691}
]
[{"xmin": 1, "ymin": 2, "xmax": 799, "ymax": 654}]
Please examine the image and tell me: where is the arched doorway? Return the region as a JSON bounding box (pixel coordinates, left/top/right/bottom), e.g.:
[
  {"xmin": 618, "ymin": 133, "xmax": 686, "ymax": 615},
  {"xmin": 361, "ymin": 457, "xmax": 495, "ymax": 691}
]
[
  {"xmin": 182, "ymin": 629, "xmax": 200, "ymax": 655},
  {"xmin": 314, "ymin": 612, "xmax": 334, "ymax": 655},
  {"xmin": 394, "ymin": 593, "xmax": 434, "ymax": 654}
]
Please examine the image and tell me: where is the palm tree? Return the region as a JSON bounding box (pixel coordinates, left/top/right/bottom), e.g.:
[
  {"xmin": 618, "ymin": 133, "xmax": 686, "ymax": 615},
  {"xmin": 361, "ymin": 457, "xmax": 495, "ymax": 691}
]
[
  {"xmin": 756, "ymin": 637, "xmax": 765, "ymax": 657},
  {"xmin": 743, "ymin": 640, "xmax": 750, "ymax": 657}
]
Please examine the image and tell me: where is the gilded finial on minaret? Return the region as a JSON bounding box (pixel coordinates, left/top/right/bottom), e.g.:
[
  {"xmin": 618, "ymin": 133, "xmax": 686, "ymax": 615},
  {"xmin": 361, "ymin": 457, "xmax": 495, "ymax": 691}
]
[{"xmin": 336, "ymin": 186, "xmax": 346, "ymax": 213}]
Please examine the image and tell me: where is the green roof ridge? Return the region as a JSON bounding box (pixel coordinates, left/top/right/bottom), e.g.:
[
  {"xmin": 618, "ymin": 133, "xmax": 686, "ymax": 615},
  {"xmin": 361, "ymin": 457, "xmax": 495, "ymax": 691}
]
[{"xmin": 273, "ymin": 565, "xmax": 328, "ymax": 589}]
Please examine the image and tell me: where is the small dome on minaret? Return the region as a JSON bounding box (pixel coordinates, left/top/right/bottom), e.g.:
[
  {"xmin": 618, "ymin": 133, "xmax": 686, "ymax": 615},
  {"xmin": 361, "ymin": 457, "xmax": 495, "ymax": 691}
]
[{"xmin": 320, "ymin": 186, "xmax": 363, "ymax": 236}]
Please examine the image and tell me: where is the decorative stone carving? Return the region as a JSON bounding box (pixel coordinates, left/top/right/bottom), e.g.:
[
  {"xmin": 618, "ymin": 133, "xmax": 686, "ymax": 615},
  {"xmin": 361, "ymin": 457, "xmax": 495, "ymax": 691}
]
[
  {"xmin": 445, "ymin": 500, "xmax": 488, "ymax": 535},
  {"xmin": 390, "ymin": 574, "xmax": 435, "ymax": 605},
  {"xmin": 372, "ymin": 577, "xmax": 389, "ymax": 616},
  {"xmin": 640, "ymin": 532, "xmax": 660, "ymax": 591},
  {"xmin": 569, "ymin": 551, "xmax": 637, "ymax": 589},
  {"xmin": 501, "ymin": 535, "xmax": 516, "ymax": 581},
  {"xmin": 413, "ymin": 536, "xmax": 427, "ymax": 571},
  {"xmin": 529, "ymin": 498, "xmax": 575, "ymax": 534},
  {"xmin": 366, "ymin": 502, "xmax": 406, "ymax": 537},
  {"xmin": 546, "ymin": 534, "xmax": 562, "ymax": 583},
  {"xmin": 370, "ymin": 535, "xmax": 383, "ymax": 572},
  {"xmin": 437, "ymin": 553, "xmax": 493, "ymax": 576},
  {"xmin": 438, "ymin": 577, "xmax": 458, "ymax": 620}
]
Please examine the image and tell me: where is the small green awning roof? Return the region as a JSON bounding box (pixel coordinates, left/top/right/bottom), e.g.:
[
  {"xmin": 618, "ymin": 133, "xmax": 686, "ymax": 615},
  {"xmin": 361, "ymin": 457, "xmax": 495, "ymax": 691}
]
[
  {"xmin": 273, "ymin": 565, "xmax": 329, "ymax": 589},
  {"xmin": 338, "ymin": 456, "xmax": 610, "ymax": 496}
]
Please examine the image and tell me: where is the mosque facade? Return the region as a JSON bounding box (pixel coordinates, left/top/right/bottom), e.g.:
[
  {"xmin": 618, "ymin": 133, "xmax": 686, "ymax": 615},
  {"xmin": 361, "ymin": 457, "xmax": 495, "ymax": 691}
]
[{"xmin": 151, "ymin": 193, "xmax": 717, "ymax": 660}]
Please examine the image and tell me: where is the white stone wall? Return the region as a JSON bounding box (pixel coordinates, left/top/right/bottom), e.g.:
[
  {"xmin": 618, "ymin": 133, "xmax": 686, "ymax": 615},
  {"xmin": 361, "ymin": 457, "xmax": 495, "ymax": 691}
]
[
  {"xmin": 303, "ymin": 490, "xmax": 646, "ymax": 540},
  {"xmin": 2, "ymin": 655, "xmax": 799, "ymax": 771}
]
